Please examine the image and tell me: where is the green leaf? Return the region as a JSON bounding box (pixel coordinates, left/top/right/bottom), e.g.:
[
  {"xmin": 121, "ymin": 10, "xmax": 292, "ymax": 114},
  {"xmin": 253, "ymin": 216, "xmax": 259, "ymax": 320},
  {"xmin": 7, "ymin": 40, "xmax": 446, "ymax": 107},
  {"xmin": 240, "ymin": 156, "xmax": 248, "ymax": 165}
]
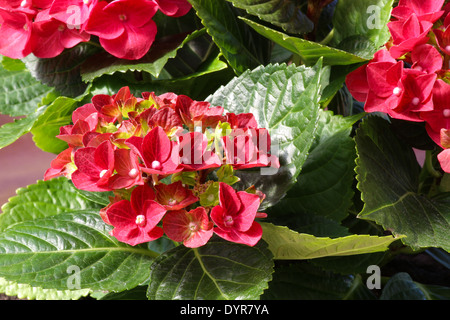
[
  {"xmin": 273, "ymin": 110, "xmax": 360, "ymax": 225},
  {"xmin": 241, "ymin": 18, "xmax": 367, "ymax": 66},
  {"xmin": 80, "ymin": 30, "xmax": 206, "ymax": 82},
  {"xmin": 355, "ymin": 116, "xmax": 450, "ymax": 252},
  {"xmin": 0, "ymin": 178, "xmax": 104, "ymax": 232},
  {"xmin": 147, "ymin": 237, "xmax": 274, "ymax": 300},
  {"xmin": 262, "ymin": 263, "xmax": 376, "ymax": 300},
  {"xmin": 225, "ymin": 0, "xmax": 314, "ymax": 35},
  {"xmin": 0, "ymin": 57, "xmax": 54, "ymax": 117},
  {"xmin": 0, "ymin": 107, "xmax": 45, "ymax": 149},
  {"xmin": 261, "ymin": 222, "xmax": 403, "ymax": 260},
  {"xmin": 206, "ymin": 62, "xmax": 325, "ymax": 208},
  {"xmin": 22, "ymin": 43, "xmax": 100, "ymax": 97},
  {"xmin": 331, "ymin": 0, "xmax": 394, "ymax": 52},
  {"xmin": 0, "ymin": 277, "xmax": 90, "ymax": 300},
  {"xmin": 188, "ymin": 0, "xmax": 270, "ymax": 75},
  {"xmin": 30, "ymin": 96, "xmax": 78, "ymax": 154},
  {"xmin": 0, "ymin": 211, "xmax": 158, "ymax": 293},
  {"xmin": 380, "ymin": 273, "xmax": 427, "ymax": 300}
]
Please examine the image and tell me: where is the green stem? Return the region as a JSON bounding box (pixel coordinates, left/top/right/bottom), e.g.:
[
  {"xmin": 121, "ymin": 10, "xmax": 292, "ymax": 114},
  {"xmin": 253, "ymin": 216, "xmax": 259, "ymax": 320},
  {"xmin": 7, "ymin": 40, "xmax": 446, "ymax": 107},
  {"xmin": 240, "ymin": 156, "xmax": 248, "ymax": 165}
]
[
  {"xmin": 319, "ymin": 28, "xmax": 335, "ymax": 46},
  {"xmin": 425, "ymin": 150, "xmax": 442, "ymax": 179}
]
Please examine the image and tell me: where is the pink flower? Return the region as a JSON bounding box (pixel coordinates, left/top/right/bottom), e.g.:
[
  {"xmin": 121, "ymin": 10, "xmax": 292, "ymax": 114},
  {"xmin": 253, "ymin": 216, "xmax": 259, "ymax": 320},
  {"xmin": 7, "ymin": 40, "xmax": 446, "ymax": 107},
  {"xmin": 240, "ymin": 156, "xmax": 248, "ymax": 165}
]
[
  {"xmin": 0, "ymin": 9, "xmax": 33, "ymax": 58},
  {"xmin": 155, "ymin": 181, "xmax": 198, "ymax": 211},
  {"xmin": 178, "ymin": 131, "xmax": 221, "ymax": 171},
  {"xmin": 57, "ymin": 103, "xmax": 99, "ymax": 148},
  {"xmin": 49, "ymin": 0, "xmax": 97, "ymax": 28},
  {"xmin": 108, "ymin": 148, "xmax": 144, "ymax": 190},
  {"xmin": 126, "ymin": 126, "xmax": 181, "ymax": 175},
  {"xmin": 163, "ymin": 207, "xmax": 214, "ymax": 248},
  {"xmin": 410, "ymin": 44, "xmax": 443, "ymax": 74},
  {"xmin": 226, "ymin": 112, "xmax": 258, "ymax": 129},
  {"xmin": 105, "ymin": 184, "xmax": 166, "ymax": 246},
  {"xmin": 71, "ymin": 140, "xmax": 115, "ymax": 192},
  {"xmin": 223, "ymin": 128, "xmax": 277, "ymax": 170},
  {"xmin": 84, "ymin": 0, "xmax": 158, "ymax": 60},
  {"xmin": 175, "ymin": 95, "xmax": 225, "ymax": 131},
  {"xmin": 391, "ymin": 0, "xmax": 445, "ymax": 23},
  {"xmin": 30, "ymin": 9, "xmax": 90, "ymax": 58},
  {"xmin": 44, "ymin": 147, "xmax": 76, "ymax": 181},
  {"xmin": 345, "ymin": 49, "xmax": 396, "ymax": 103},
  {"xmin": 152, "ymin": 0, "xmax": 192, "ymax": 17},
  {"xmin": 387, "ymin": 13, "xmax": 433, "ymax": 59},
  {"xmin": 421, "ymin": 79, "xmax": 450, "ymax": 146},
  {"xmin": 210, "ymin": 183, "xmax": 263, "ymax": 246}
]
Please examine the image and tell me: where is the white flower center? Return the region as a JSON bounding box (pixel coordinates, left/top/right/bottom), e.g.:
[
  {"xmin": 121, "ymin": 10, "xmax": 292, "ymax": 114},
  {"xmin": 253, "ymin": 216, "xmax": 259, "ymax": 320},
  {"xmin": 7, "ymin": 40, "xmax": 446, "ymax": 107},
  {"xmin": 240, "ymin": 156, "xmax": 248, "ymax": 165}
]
[
  {"xmin": 128, "ymin": 168, "xmax": 138, "ymax": 178},
  {"xmin": 99, "ymin": 169, "xmax": 108, "ymax": 178},
  {"xmin": 224, "ymin": 215, "xmax": 234, "ymax": 227},
  {"xmin": 393, "ymin": 87, "xmax": 402, "ymax": 96},
  {"xmin": 411, "ymin": 97, "xmax": 420, "ymax": 106},
  {"xmin": 151, "ymin": 160, "xmax": 161, "ymax": 170},
  {"xmin": 135, "ymin": 215, "xmax": 146, "ymax": 227}
]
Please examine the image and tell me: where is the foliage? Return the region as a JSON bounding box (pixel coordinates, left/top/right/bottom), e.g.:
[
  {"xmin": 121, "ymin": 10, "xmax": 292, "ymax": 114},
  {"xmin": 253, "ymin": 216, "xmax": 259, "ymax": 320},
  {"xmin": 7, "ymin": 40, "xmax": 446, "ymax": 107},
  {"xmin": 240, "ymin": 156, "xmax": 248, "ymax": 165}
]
[{"xmin": 0, "ymin": 0, "xmax": 449, "ymax": 302}]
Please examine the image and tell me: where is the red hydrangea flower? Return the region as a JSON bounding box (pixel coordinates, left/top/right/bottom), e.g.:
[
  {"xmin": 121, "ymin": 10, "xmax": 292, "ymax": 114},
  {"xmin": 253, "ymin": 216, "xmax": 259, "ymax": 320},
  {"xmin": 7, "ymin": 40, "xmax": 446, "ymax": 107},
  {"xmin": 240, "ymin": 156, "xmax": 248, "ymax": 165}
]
[
  {"xmin": 152, "ymin": 0, "xmax": 192, "ymax": 17},
  {"xmin": 30, "ymin": 9, "xmax": 90, "ymax": 58},
  {"xmin": 345, "ymin": 49, "xmax": 396, "ymax": 103},
  {"xmin": 71, "ymin": 140, "xmax": 115, "ymax": 192},
  {"xmin": 391, "ymin": 0, "xmax": 445, "ymax": 23},
  {"xmin": 226, "ymin": 112, "xmax": 258, "ymax": 129},
  {"xmin": 44, "ymin": 147, "xmax": 76, "ymax": 181},
  {"xmin": 163, "ymin": 207, "xmax": 214, "ymax": 248},
  {"xmin": 84, "ymin": 0, "xmax": 158, "ymax": 60},
  {"xmin": 178, "ymin": 131, "xmax": 221, "ymax": 171},
  {"xmin": 410, "ymin": 44, "xmax": 443, "ymax": 74},
  {"xmin": 57, "ymin": 103, "xmax": 99, "ymax": 147},
  {"xmin": 126, "ymin": 126, "xmax": 181, "ymax": 175},
  {"xmin": 108, "ymin": 148, "xmax": 144, "ymax": 190},
  {"xmin": 155, "ymin": 181, "xmax": 198, "ymax": 210},
  {"xmin": 49, "ymin": 0, "xmax": 97, "ymax": 28},
  {"xmin": 105, "ymin": 184, "xmax": 166, "ymax": 246},
  {"xmin": 387, "ymin": 13, "xmax": 433, "ymax": 59},
  {"xmin": 0, "ymin": 9, "xmax": 33, "ymax": 59},
  {"xmin": 438, "ymin": 129, "xmax": 450, "ymax": 173},
  {"xmin": 421, "ymin": 79, "xmax": 450, "ymax": 146},
  {"xmin": 210, "ymin": 182, "xmax": 263, "ymax": 246},
  {"xmin": 175, "ymin": 95, "xmax": 225, "ymax": 131}
]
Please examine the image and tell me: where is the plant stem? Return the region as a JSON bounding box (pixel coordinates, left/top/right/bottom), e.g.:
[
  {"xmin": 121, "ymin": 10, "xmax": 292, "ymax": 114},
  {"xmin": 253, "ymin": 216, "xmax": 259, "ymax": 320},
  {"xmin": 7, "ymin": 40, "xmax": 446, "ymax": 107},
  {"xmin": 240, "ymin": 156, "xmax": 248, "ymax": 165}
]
[{"xmin": 425, "ymin": 150, "xmax": 442, "ymax": 179}]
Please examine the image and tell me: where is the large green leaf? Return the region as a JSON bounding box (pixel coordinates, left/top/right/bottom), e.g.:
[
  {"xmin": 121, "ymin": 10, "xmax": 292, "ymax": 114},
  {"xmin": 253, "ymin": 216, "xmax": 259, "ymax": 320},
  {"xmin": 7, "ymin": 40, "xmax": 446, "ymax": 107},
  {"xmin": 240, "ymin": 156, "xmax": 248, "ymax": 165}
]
[
  {"xmin": 262, "ymin": 263, "xmax": 376, "ymax": 300},
  {"xmin": 0, "ymin": 57, "xmax": 54, "ymax": 117},
  {"xmin": 331, "ymin": 0, "xmax": 393, "ymax": 53},
  {"xmin": 22, "ymin": 43, "xmax": 100, "ymax": 97},
  {"xmin": 226, "ymin": 0, "xmax": 313, "ymax": 35},
  {"xmin": 206, "ymin": 62, "xmax": 325, "ymax": 208},
  {"xmin": 241, "ymin": 18, "xmax": 367, "ymax": 66},
  {"xmin": 355, "ymin": 116, "xmax": 450, "ymax": 252},
  {"xmin": 0, "ymin": 211, "xmax": 158, "ymax": 293},
  {"xmin": 80, "ymin": 30, "xmax": 206, "ymax": 82},
  {"xmin": 188, "ymin": 0, "xmax": 270, "ymax": 75},
  {"xmin": 147, "ymin": 236, "xmax": 273, "ymax": 300},
  {"xmin": 0, "ymin": 178, "xmax": 104, "ymax": 232},
  {"xmin": 0, "ymin": 277, "xmax": 90, "ymax": 300},
  {"xmin": 270, "ymin": 110, "xmax": 360, "ymax": 227},
  {"xmin": 261, "ymin": 222, "xmax": 403, "ymax": 260}
]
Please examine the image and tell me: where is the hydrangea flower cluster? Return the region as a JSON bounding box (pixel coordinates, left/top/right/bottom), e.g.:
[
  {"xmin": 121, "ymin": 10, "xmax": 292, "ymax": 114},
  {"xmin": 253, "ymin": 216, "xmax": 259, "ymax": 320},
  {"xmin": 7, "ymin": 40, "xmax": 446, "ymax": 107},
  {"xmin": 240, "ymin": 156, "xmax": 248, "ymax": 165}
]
[
  {"xmin": 345, "ymin": 0, "xmax": 450, "ymax": 173},
  {"xmin": 44, "ymin": 87, "xmax": 279, "ymax": 248},
  {"xmin": 0, "ymin": 0, "xmax": 191, "ymax": 60}
]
